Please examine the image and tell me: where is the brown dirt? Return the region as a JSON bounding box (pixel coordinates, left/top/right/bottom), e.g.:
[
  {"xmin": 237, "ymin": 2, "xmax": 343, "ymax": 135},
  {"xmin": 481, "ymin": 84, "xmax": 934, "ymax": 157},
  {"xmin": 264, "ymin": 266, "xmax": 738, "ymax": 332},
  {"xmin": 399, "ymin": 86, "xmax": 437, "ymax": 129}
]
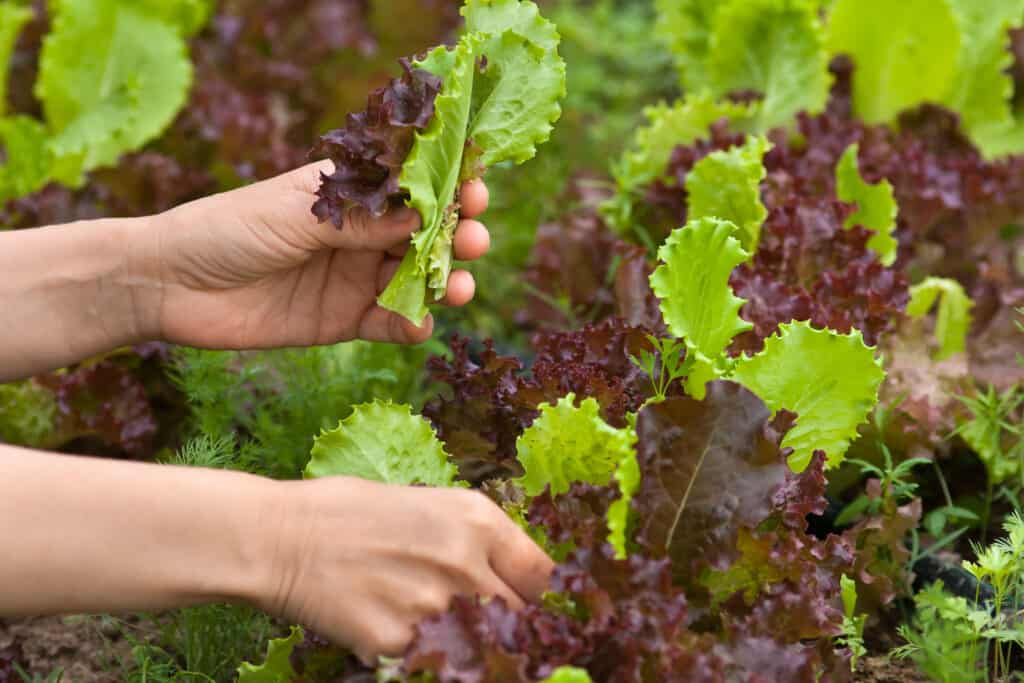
[
  {"xmin": 854, "ymin": 655, "xmax": 929, "ymax": 682},
  {"xmin": 0, "ymin": 616, "xmax": 134, "ymax": 683}
]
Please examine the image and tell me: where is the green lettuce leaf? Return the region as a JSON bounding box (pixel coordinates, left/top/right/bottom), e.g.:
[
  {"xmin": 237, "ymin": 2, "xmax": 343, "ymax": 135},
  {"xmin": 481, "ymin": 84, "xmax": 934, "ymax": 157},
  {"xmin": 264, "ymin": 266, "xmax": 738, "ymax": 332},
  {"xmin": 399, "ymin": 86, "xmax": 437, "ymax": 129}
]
[
  {"xmin": 945, "ymin": 0, "xmax": 1024, "ymax": 158},
  {"xmin": 0, "ymin": 379, "xmax": 57, "ymax": 447},
  {"xmin": 304, "ymin": 400, "xmax": 461, "ymax": 487},
  {"xmin": 607, "ymin": 445, "xmax": 640, "ymax": 559},
  {"xmin": 515, "ymin": 394, "xmax": 637, "ymax": 497},
  {"xmin": 650, "ymin": 217, "xmax": 753, "ymax": 399},
  {"xmin": 827, "ymin": 0, "xmax": 960, "ymax": 124},
  {"xmin": 706, "ymin": 0, "xmax": 831, "ymax": 131},
  {"xmin": 136, "ymin": 0, "xmax": 214, "ymax": 36},
  {"xmin": 654, "ymin": 0, "xmax": 721, "ymax": 91},
  {"xmin": 379, "ymin": 0, "xmax": 566, "ymax": 324},
  {"xmin": 0, "ymin": 116, "xmax": 49, "ymax": 205},
  {"xmin": 36, "ymin": 0, "xmax": 193, "ymax": 172},
  {"xmin": 237, "ymin": 625, "xmax": 303, "ymax": 683},
  {"xmin": 541, "ymin": 667, "xmax": 593, "ymax": 683},
  {"xmin": 835, "ymin": 143, "xmax": 898, "ymax": 266},
  {"xmin": 462, "ymin": 0, "xmax": 560, "ymax": 52},
  {"xmin": 0, "ymin": 114, "xmax": 85, "ymax": 206},
  {"xmin": 604, "ymin": 94, "xmax": 755, "ymax": 234},
  {"xmin": 0, "ymin": 1, "xmax": 32, "ymax": 116},
  {"xmin": 732, "ymin": 321, "xmax": 885, "ymax": 471},
  {"xmin": 617, "ymin": 95, "xmax": 755, "ymax": 191},
  {"xmin": 463, "ymin": 30, "xmax": 564, "ymax": 172},
  {"xmin": 906, "ymin": 277, "xmax": 974, "ymax": 360},
  {"xmin": 380, "ymin": 40, "xmax": 477, "ymax": 324},
  {"xmin": 686, "ymin": 135, "xmax": 771, "ymax": 251}
]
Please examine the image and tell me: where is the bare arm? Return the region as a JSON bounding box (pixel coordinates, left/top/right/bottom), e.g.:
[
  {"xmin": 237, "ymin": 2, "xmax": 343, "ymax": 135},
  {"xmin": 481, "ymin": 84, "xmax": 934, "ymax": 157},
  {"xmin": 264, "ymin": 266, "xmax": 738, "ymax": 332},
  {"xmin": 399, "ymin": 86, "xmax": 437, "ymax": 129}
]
[
  {"xmin": 0, "ymin": 443, "xmax": 268, "ymax": 614},
  {"xmin": 0, "ymin": 217, "xmax": 157, "ymax": 381},
  {"xmin": 0, "ymin": 444, "xmax": 552, "ymax": 661},
  {"xmin": 0, "ymin": 161, "xmax": 490, "ymax": 382}
]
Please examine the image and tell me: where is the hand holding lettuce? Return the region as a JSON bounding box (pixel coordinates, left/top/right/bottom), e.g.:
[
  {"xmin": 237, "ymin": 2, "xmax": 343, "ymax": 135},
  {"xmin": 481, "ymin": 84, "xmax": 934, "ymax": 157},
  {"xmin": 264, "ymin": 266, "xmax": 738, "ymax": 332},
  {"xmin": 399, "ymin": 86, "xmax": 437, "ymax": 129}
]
[{"xmin": 311, "ymin": 0, "xmax": 566, "ymax": 324}]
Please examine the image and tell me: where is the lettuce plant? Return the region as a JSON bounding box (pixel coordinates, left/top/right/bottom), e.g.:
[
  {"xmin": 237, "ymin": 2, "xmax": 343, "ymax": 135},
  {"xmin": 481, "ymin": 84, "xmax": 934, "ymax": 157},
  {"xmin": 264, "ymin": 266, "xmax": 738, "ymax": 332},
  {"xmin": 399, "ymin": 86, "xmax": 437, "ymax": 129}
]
[
  {"xmin": 0, "ymin": 0, "xmax": 202, "ymax": 203},
  {"xmin": 240, "ymin": 176, "xmax": 889, "ymax": 679}
]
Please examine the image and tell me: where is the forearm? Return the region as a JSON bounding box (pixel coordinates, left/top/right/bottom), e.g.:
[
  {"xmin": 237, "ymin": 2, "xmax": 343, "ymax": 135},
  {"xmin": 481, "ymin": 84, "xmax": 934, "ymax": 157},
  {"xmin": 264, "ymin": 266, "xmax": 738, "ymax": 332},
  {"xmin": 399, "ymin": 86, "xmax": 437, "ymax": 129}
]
[
  {"xmin": 0, "ymin": 218, "xmax": 161, "ymax": 381},
  {"xmin": 0, "ymin": 444, "xmax": 278, "ymax": 616}
]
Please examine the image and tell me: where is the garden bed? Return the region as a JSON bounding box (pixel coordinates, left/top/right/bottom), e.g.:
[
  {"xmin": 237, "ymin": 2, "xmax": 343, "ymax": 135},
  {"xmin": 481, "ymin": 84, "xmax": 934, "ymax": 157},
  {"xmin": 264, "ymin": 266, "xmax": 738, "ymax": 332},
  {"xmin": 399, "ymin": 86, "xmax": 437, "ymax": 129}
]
[{"xmin": 1, "ymin": 0, "xmax": 1022, "ymax": 681}]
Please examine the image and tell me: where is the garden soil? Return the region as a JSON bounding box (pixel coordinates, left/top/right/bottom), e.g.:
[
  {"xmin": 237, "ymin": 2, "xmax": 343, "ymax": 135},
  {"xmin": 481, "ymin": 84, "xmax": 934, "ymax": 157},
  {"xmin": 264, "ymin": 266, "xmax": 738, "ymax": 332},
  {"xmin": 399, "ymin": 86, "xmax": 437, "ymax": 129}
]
[{"xmin": 0, "ymin": 617, "xmax": 134, "ymax": 682}]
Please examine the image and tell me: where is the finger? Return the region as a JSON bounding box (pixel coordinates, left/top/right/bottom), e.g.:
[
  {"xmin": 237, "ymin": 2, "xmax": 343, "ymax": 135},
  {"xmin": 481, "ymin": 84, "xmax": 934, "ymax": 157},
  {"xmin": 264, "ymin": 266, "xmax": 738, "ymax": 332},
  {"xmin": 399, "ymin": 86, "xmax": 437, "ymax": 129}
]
[
  {"xmin": 475, "ymin": 571, "xmax": 526, "ymax": 612},
  {"xmin": 357, "ymin": 306, "xmax": 434, "ymax": 345},
  {"xmin": 442, "ymin": 270, "xmax": 476, "ymax": 307},
  {"xmin": 488, "ymin": 523, "xmax": 555, "ymax": 604},
  {"xmin": 376, "ymin": 258, "xmax": 404, "ymax": 295},
  {"xmin": 453, "ymin": 219, "xmax": 490, "ymax": 261},
  {"xmin": 387, "ymin": 240, "xmax": 411, "ymax": 259},
  {"xmin": 331, "ymin": 205, "xmax": 421, "ymax": 252},
  {"xmin": 459, "ymin": 180, "xmax": 489, "ymax": 218},
  {"xmin": 288, "ymin": 159, "xmax": 336, "ymax": 194},
  {"xmin": 284, "ymin": 160, "xmax": 422, "ymax": 251},
  {"xmin": 357, "ymin": 619, "xmax": 416, "ymax": 664}
]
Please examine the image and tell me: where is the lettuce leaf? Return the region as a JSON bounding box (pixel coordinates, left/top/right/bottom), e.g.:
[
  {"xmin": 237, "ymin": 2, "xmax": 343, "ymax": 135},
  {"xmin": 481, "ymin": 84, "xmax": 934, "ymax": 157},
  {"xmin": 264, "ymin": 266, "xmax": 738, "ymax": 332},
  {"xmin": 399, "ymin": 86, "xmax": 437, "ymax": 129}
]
[
  {"xmin": 686, "ymin": 135, "xmax": 771, "ymax": 251},
  {"xmin": 827, "ymin": 0, "xmax": 960, "ymax": 124},
  {"xmin": 0, "ymin": 379, "xmax": 57, "ymax": 448},
  {"xmin": 835, "ymin": 143, "xmax": 898, "ymax": 266},
  {"xmin": 378, "ymin": 40, "xmax": 477, "ymax": 324},
  {"xmin": 304, "ymin": 400, "xmax": 461, "ymax": 487},
  {"xmin": 311, "ymin": 61, "xmax": 443, "ymax": 225},
  {"xmin": 945, "ymin": 0, "xmax": 1024, "ymax": 158},
  {"xmin": 541, "ymin": 667, "xmax": 593, "ymax": 683},
  {"xmin": 607, "ymin": 443, "xmax": 640, "ymax": 559},
  {"xmin": 36, "ymin": 0, "xmax": 194, "ymax": 173},
  {"xmin": 654, "ymin": 0, "xmax": 721, "ymax": 91},
  {"xmin": 706, "ymin": 0, "xmax": 831, "ymax": 131},
  {"xmin": 135, "ymin": 0, "xmax": 214, "ymax": 37},
  {"xmin": 236, "ymin": 626, "xmax": 303, "ymax": 683},
  {"xmin": 732, "ymin": 321, "xmax": 885, "ymax": 471},
  {"xmin": 373, "ymin": 0, "xmax": 566, "ymax": 324},
  {"xmin": 632, "ymin": 382, "xmax": 792, "ymax": 575},
  {"xmin": 906, "ymin": 277, "xmax": 974, "ymax": 360},
  {"xmin": 604, "ymin": 94, "xmax": 755, "ymax": 234},
  {"xmin": 515, "ymin": 394, "xmax": 637, "ymax": 497},
  {"xmin": 650, "ymin": 217, "xmax": 753, "ymax": 399},
  {"xmin": 462, "ymin": 0, "xmax": 560, "ymax": 50},
  {"xmin": 0, "ymin": 117, "xmax": 52, "ymax": 205},
  {"xmin": 0, "ymin": 1, "xmax": 32, "ymax": 116}
]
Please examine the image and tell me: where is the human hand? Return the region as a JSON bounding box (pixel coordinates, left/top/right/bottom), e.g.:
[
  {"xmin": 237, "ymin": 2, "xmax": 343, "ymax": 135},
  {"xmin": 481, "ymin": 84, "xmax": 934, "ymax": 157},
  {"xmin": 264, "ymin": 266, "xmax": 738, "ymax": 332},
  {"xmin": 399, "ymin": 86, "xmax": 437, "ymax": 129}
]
[
  {"xmin": 140, "ymin": 161, "xmax": 490, "ymax": 349},
  {"xmin": 256, "ymin": 477, "xmax": 553, "ymax": 663}
]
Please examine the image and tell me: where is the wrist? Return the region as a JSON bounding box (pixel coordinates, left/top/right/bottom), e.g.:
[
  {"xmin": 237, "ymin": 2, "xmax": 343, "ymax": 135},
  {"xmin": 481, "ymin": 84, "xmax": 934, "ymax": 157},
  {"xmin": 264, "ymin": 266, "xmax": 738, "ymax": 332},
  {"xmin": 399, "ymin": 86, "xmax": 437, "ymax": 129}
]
[
  {"xmin": 229, "ymin": 477, "xmax": 309, "ymax": 614},
  {"xmin": 199, "ymin": 472, "xmax": 293, "ymax": 608}
]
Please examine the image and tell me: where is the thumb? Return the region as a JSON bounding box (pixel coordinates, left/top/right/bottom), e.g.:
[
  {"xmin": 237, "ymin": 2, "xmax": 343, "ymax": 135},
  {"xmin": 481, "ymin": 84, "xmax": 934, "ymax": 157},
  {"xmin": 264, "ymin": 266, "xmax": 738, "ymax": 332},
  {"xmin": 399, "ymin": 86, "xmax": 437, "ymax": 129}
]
[
  {"xmin": 288, "ymin": 161, "xmax": 423, "ymax": 252},
  {"xmin": 327, "ymin": 204, "xmax": 422, "ymax": 252}
]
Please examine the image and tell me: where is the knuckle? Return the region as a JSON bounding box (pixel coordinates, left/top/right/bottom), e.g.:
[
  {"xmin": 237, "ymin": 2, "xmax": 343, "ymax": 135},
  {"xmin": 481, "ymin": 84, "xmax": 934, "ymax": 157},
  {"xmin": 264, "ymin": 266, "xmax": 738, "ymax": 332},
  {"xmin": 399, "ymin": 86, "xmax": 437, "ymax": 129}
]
[
  {"xmin": 343, "ymin": 205, "xmax": 371, "ymax": 235},
  {"xmin": 413, "ymin": 584, "xmax": 454, "ymax": 615},
  {"xmin": 369, "ymin": 623, "xmax": 414, "ymax": 659},
  {"xmin": 463, "ymin": 491, "xmax": 501, "ymax": 529},
  {"xmin": 435, "ymin": 536, "xmax": 478, "ymax": 578}
]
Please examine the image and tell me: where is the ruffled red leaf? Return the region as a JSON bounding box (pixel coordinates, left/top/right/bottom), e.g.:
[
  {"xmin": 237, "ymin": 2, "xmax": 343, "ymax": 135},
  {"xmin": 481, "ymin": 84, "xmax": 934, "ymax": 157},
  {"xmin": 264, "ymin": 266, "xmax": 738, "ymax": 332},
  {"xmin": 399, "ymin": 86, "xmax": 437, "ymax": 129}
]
[
  {"xmin": 310, "ymin": 59, "xmax": 441, "ymax": 224},
  {"xmin": 424, "ymin": 321, "xmax": 653, "ymax": 482},
  {"xmin": 36, "ymin": 361, "xmax": 159, "ymax": 458}
]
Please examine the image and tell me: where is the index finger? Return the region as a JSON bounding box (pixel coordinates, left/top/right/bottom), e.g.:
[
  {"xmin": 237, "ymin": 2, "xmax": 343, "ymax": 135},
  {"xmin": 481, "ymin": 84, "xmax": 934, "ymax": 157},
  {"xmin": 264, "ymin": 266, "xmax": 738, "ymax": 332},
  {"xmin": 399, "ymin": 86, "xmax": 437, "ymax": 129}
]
[
  {"xmin": 460, "ymin": 180, "xmax": 489, "ymax": 219},
  {"xmin": 488, "ymin": 519, "xmax": 555, "ymax": 603}
]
